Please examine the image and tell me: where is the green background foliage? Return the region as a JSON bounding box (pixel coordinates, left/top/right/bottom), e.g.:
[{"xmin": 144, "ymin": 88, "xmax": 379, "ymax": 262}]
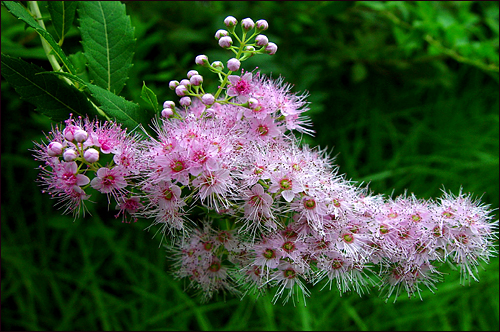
[{"xmin": 1, "ymin": 1, "xmax": 498, "ymax": 330}]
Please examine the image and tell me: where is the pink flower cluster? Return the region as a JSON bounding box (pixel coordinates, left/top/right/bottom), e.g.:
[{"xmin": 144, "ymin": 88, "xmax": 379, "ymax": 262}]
[{"xmin": 32, "ymin": 16, "xmax": 498, "ymax": 304}]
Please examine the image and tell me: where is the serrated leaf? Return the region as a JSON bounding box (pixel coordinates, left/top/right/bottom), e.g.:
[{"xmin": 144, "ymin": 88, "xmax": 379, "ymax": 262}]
[
  {"xmin": 47, "ymin": 1, "xmax": 78, "ymax": 44},
  {"xmin": 141, "ymin": 81, "xmax": 159, "ymax": 113},
  {"xmin": 1, "ymin": 1, "xmax": 76, "ymax": 74},
  {"xmin": 79, "ymin": 1, "xmax": 135, "ymax": 95},
  {"xmin": 1, "ymin": 54, "xmax": 96, "ymax": 121},
  {"xmin": 84, "ymin": 83, "xmax": 149, "ymax": 131}
]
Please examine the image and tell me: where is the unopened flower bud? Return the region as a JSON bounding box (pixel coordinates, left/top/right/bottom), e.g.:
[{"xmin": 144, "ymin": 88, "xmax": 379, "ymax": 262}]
[
  {"xmin": 47, "ymin": 142, "xmax": 63, "ymax": 156},
  {"xmin": 179, "ymin": 79, "xmax": 191, "ymax": 87},
  {"xmin": 190, "ymin": 74, "xmax": 203, "ymax": 86},
  {"xmin": 63, "ymin": 148, "xmax": 77, "ymax": 161},
  {"xmin": 227, "ymin": 58, "xmax": 241, "ymax": 72},
  {"xmin": 63, "ymin": 125, "xmax": 81, "ymax": 141},
  {"xmin": 215, "ymin": 29, "xmax": 229, "ymax": 40},
  {"xmin": 84, "ymin": 148, "xmax": 99, "ymax": 163},
  {"xmin": 202, "ymin": 93, "xmax": 215, "ymax": 106},
  {"xmin": 175, "ymin": 85, "xmax": 188, "ymax": 97},
  {"xmin": 224, "ymin": 16, "xmax": 238, "ymax": 28},
  {"xmin": 256, "ymin": 19, "xmax": 269, "ymax": 31},
  {"xmin": 163, "ymin": 100, "xmax": 175, "ymax": 109},
  {"xmin": 74, "ymin": 129, "xmax": 88, "ymax": 143},
  {"xmin": 187, "ymin": 70, "xmax": 198, "ymax": 79},
  {"xmin": 211, "ymin": 61, "xmax": 224, "ymax": 70},
  {"xmin": 265, "ymin": 42, "xmax": 278, "ymax": 55},
  {"xmin": 195, "ymin": 55, "xmax": 209, "ymax": 66},
  {"xmin": 245, "ymin": 46, "xmax": 256, "ymax": 52},
  {"xmin": 255, "ymin": 34, "xmax": 269, "ymax": 46},
  {"xmin": 218, "ymin": 36, "xmax": 233, "ymax": 48},
  {"xmin": 169, "ymin": 80, "xmax": 179, "ymax": 90},
  {"xmin": 248, "ymin": 98, "xmax": 259, "ymax": 109},
  {"xmin": 179, "ymin": 96, "xmax": 191, "ymax": 107},
  {"xmin": 241, "ymin": 18, "xmax": 255, "ymax": 31},
  {"xmin": 161, "ymin": 108, "xmax": 174, "ymax": 118}
]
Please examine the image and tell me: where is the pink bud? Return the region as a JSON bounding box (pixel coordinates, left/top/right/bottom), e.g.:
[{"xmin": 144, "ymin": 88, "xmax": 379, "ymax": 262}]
[
  {"xmin": 227, "ymin": 58, "xmax": 241, "ymax": 72},
  {"xmin": 245, "ymin": 46, "xmax": 256, "ymax": 52},
  {"xmin": 63, "ymin": 125, "xmax": 81, "ymax": 141},
  {"xmin": 169, "ymin": 80, "xmax": 179, "ymax": 90},
  {"xmin": 161, "ymin": 108, "xmax": 174, "ymax": 118},
  {"xmin": 218, "ymin": 36, "xmax": 233, "ymax": 48},
  {"xmin": 255, "ymin": 34, "xmax": 269, "ymax": 46},
  {"xmin": 84, "ymin": 148, "xmax": 99, "ymax": 163},
  {"xmin": 224, "ymin": 16, "xmax": 238, "ymax": 27},
  {"xmin": 256, "ymin": 19, "xmax": 269, "ymax": 31},
  {"xmin": 248, "ymin": 98, "xmax": 259, "ymax": 109},
  {"xmin": 202, "ymin": 93, "xmax": 215, "ymax": 106},
  {"xmin": 187, "ymin": 70, "xmax": 199, "ymax": 79},
  {"xmin": 190, "ymin": 74, "xmax": 203, "ymax": 86},
  {"xmin": 215, "ymin": 29, "xmax": 229, "ymax": 40},
  {"xmin": 241, "ymin": 18, "xmax": 255, "ymax": 31},
  {"xmin": 179, "ymin": 96, "xmax": 191, "ymax": 107},
  {"xmin": 265, "ymin": 42, "xmax": 278, "ymax": 55},
  {"xmin": 74, "ymin": 129, "xmax": 88, "ymax": 143},
  {"xmin": 47, "ymin": 142, "xmax": 63, "ymax": 156},
  {"xmin": 179, "ymin": 79, "xmax": 191, "ymax": 87},
  {"xmin": 163, "ymin": 100, "xmax": 175, "ymax": 109},
  {"xmin": 175, "ymin": 85, "xmax": 188, "ymax": 97},
  {"xmin": 63, "ymin": 148, "xmax": 77, "ymax": 161},
  {"xmin": 195, "ymin": 55, "xmax": 209, "ymax": 66},
  {"xmin": 211, "ymin": 61, "xmax": 224, "ymax": 70}
]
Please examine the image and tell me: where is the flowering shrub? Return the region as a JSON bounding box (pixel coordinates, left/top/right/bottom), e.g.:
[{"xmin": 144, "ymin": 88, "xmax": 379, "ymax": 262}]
[{"xmin": 2, "ymin": 2, "xmax": 497, "ymax": 305}]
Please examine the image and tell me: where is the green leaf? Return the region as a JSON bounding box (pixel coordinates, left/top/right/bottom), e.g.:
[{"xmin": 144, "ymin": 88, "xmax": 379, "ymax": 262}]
[
  {"xmin": 84, "ymin": 83, "xmax": 149, "ymax": 131},
  {"xmin": 1, "ymin": 1, "xmax": 76, "ymax": 74},
  {"xmin": 78, "ymin": 1, "xmax": 136, "ymax": 95},
  {"xmin": 47, "ymin": 1, "xmax": 78, "ymax": 44},
  {"xmin": 140, "ymin": 82, "xmax": 159, "ymax": 113},
  {"xmin": 0, "ymin": 54, "xmax": 96, "ymax": 121}
]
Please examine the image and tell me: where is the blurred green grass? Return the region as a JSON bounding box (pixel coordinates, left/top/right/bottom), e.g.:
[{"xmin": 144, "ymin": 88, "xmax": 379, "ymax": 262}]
[{"xmin": 1, "ymin": 1, "xmax": 499, "ymax": 331}]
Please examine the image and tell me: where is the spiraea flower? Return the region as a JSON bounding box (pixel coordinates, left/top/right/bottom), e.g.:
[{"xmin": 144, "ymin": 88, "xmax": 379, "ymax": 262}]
[{"xmin": 32, "ymin": 15, "xmax": 497, "ymax": 306}]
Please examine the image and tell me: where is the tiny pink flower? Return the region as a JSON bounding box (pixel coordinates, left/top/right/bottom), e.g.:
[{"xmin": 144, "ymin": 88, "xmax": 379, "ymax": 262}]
[
  {"xmin": 91, "ymin": 166, "xmax": 127, "ymax": 194},
  {"xmin": 227, "ymin": 72, "xmax": 254, "ymax": 102}
]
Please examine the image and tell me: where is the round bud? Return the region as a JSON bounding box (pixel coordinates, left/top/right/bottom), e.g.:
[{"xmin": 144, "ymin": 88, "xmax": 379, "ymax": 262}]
[
  {"xmin": 63, "ymin": 125, "xmax": 81, "ymax": 141},
  {"xmin": 84, "ymin": 148, "xmax": 99, "ymax": 163},
  {"xmin": 179, "ymin": 79, "xmax": 191, "ymax": 87},
  {"xmin": 241, "ymin": 18, "xmax": 255, "ymax": 31},
  {"xmin": 211, "ymin": 61, "xmax": 224, "ymax": 70},
  {"xmin": 47, "ymin": 142, "xmax": 63, "ymax": 156},
  {"xmin": 187, "ymin": 70, "xmax": 199, "ymax": 79},
  {"xmin": 195, "ymin": 55, "xmax": 209, "ymax": 66},
  {"xmin": 63, "ymin": 148, "xmax": 77, "ymax": 161},
  {"xmin": 169, "ymin": 80, "xmax": 179, "ymax": 90},
  {"xmin": 245, "ymin": 46, "xmax": 256, "ymax": 52},
  {"xmin": 227, "ymin": 58, "xmax": 241, "ymax": 72},
  {"xmin": 161, "ymin": 108, "xmax": 174, "ymax": 118},
  {"xmin": 163, "ymin": 100, "xmax": 175, "ymax": 109},
  {"xmin": 202, "ymin": 93, "xmax": 215, "ymax": 106},
  {"xmin": 248, "ymin": 98, "xmax": 259, "ymax": 109},
  {"xmin": 256, "ymin": 19, "xmax": 269, "ymax": 31},
  {"xmin": 175, "ymin": 85, "xmax": 188, "ymax": 97},
  {"xmin": 74, "ymin": 129, "xmax": 88, "ymax": 143},
  {"xmin": 255, "ymin": 34, "xmax": 269, "ymax": 46},
  {"xmin": 190, "ymin": 74, "xmax": 203, "ymax": 86},
  {"xmin": 224, "ymin": 16, "xmax": 238, "ymax": 28},
  {"xmin": 179, "ymin": 96, "xmax": 191, "ymax": 107},
  {"xmin": 215, "ymin": 29, "xmax": 229, "ymax": 40},
  {"xmin": 218, "ymin": 36, "xmax": 233, "ymax": 48},
  {"xmin": 265, "ymin": 42, "xmax": 278, "ymax": 55}
]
